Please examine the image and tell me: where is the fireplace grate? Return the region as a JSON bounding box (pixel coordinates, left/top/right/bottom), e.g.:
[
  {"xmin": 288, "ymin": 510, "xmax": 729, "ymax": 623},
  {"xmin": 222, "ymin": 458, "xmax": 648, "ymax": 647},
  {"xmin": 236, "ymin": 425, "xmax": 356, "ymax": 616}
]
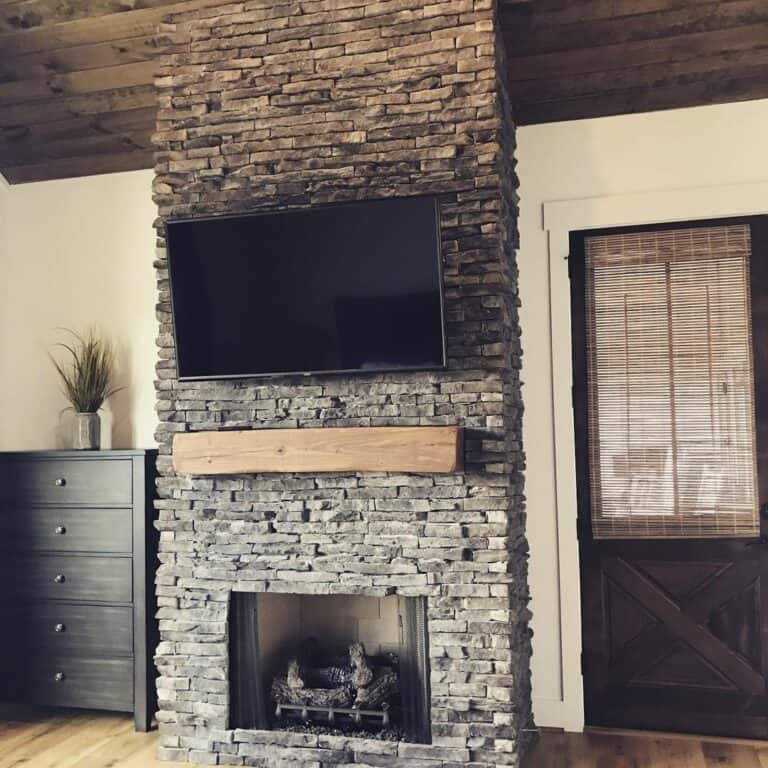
[{"xmin": 274, "ymin": 701, "xmax": 392, "ymax": 727}]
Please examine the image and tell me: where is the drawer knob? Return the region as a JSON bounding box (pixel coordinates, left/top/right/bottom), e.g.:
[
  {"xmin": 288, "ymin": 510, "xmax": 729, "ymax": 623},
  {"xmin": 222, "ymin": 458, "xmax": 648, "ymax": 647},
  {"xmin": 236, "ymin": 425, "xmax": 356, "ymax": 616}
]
[
  {"xmin": 54, "ymin": 623, "xmax": 66, "ymax": 633},
  {"xmin": 53, "ymin": 574, "xmax": 65, "ymax": 584},
  {"xmin": 54, "ymin": 478, "xmax": 66, "ymax": 487},
  {"xmin": 54, "ymin": 672, "xmax": 66, "ymax": 683},
  {"xmin": 54, "ymin": 526, "xmax": 66, "ymax": 535}
]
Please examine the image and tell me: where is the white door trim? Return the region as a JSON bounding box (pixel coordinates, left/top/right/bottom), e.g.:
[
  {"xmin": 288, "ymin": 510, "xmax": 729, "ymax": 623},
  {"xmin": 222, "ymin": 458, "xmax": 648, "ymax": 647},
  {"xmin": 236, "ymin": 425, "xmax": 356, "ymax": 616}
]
[{"xmin": 538, "ymin": 180, "xmax": 768, "ymax": 733}]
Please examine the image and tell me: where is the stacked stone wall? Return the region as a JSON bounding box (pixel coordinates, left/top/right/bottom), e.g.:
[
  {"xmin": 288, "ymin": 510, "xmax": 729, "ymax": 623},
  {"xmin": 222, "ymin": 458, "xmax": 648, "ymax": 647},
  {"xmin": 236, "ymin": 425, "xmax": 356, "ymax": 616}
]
[{"xmin": 152, "ymin": 1, "xmax": 532, "ymax": 764}]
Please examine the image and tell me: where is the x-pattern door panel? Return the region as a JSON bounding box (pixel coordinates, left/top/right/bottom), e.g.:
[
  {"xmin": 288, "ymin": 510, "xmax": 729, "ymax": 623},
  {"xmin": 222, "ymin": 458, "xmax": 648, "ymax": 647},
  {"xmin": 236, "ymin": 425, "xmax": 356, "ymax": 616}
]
[
  {"xmin": 605, "ymin": 557, "xmax": 763, "ymax": 694},
  {"xmin": 582, "ymin": 541, "xmax": 768, "ymax": 737}
]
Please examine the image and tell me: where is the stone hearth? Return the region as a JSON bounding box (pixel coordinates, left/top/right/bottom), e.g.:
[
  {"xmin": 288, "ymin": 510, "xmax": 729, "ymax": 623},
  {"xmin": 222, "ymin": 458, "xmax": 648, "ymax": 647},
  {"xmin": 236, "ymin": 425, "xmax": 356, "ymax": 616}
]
[{"xmin": 152, "ymin": 0, "xmax": 532, "ymax": 765}]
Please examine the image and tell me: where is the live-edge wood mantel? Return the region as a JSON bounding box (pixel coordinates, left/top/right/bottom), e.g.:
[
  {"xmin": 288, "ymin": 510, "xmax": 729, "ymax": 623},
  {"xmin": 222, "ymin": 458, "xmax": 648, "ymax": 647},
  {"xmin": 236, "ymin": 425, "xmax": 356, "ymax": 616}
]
[{"xmin": 173, "ymin": 426, "xmax": 464, "ymax": 475}]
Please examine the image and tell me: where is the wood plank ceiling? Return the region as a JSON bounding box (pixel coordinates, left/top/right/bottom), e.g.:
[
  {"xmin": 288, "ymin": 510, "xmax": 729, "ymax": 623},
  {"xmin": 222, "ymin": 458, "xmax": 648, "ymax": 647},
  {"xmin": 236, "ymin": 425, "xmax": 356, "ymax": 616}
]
[
  {"xmin": 1, "ymin": 0, "xmax": 767, "ymax": 184},
  {"xmin": 0, "ymin": 0, "xmax": 225, "ymax": 184},
  {"xmin": 500, "ymin": 0, "xmax": 768, "ymax": 124}
]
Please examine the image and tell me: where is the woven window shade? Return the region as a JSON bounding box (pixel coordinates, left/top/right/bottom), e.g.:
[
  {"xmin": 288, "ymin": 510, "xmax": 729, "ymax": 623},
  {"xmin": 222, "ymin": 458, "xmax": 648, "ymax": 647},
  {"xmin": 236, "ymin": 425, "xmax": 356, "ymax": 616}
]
[{"xmin": 584, "ymin": 224, "xmax": 759, "ymax": 539}]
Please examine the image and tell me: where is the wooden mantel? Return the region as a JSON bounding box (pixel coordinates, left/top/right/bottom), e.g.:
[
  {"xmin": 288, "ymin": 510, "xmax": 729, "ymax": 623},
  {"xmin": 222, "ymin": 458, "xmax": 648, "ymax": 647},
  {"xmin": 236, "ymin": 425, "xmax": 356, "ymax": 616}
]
[{"xmin": 173, "ymin": 426, "xmax": 464, "ymax": 475}]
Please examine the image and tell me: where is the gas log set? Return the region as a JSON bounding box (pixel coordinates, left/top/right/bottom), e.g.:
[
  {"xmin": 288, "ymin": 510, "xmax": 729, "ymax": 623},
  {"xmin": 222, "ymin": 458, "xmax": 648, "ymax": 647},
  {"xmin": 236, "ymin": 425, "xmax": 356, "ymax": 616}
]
[{"xmin": 270, "ymin": 640, "xmax": 401, "ymax": 733}]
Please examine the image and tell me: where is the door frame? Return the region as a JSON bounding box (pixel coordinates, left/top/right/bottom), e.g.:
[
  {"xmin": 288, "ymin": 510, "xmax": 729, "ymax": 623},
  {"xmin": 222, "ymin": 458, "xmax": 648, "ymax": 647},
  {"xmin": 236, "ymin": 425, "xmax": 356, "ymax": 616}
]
[{"xmin": 538, "ymin": 181, "xmax": 768, "ymax": 732}]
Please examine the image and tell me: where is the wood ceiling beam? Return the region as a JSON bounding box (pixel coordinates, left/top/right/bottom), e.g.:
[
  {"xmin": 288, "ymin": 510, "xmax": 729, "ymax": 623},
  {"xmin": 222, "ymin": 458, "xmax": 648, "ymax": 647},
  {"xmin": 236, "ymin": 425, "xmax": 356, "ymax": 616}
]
[
  {"xmin": 0, "ymin": 35, "xmax": 160, "ymax": 82},
  {"xmin": 0, "ymin": 106, "xmax": 155, "ymax": 149},
  {"xmin": 500, "ymin": 0, "xmax": 727, "ymax": 28},
  {"xmin": 0, "ymin": 0, "xmax": 179, "ymax": 33},
  {"xmin": 514, "ymin": 63, "xmax": 768, "ymax": 124},
  {"xmin": 0, "ymin": 60, "xmax": 157, "ymax": 107},
  {"xmin": 0, "ymin": 129, "xmax": 152, "ymax": 167},
  {"xmin": 0, "ymin": 129, "xmax": 154, "ymax": 168},
  {"xmin": 505, "ymin": 22, "xmax": 768, "ymax": 81},
  {"xmin": 0, "ymin": 0, "xmax": 224, "ymax": 56},
  {"xmin": 0, "ymin": 84, "xmax": 157, "ymax": 129},
  {"xmin": 503, "ymin": 0, "xmax": 768, "ymax": 57},
  {"xmin": 2, "ymin": 148, "xmax": 153, "ymax": 184},
  {"xmin": 0, "ymin": 9, "xmax": 163, "ymax": 55},
  {"xmin": 507, "ymin": 46, "xmax": 768, "ymax": 103}
]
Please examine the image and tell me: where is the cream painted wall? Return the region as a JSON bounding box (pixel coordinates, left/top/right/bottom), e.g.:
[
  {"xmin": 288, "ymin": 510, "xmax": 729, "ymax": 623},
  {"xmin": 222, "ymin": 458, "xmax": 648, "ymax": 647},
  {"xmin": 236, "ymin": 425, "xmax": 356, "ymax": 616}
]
[
  {"xmin": 0, "ymin": 169, "xmax": 157, "ymax": 451},
  {"xmin": 518, "ymin": 98, "xmax": 768, "ymax": 729},
  {"xmin": 0, "ymin": 174, "xmax": 11, "ymax": 437}
]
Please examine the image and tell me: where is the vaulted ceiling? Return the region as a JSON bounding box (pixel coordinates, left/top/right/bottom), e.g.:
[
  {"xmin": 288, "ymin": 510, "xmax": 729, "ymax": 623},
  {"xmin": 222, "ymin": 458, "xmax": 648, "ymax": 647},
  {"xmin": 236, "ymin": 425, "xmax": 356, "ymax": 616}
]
[{"xmin": 1, "ymin": 0, "xmax": 767, "ymax": 184}]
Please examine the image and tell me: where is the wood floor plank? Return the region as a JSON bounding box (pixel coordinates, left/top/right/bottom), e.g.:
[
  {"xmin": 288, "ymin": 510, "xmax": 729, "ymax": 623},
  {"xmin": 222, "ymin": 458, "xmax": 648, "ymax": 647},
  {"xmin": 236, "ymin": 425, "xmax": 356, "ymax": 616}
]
[
  {"xmin": 586, "ymin": 727, "xmax": 768, "ymax": 749},
  {"xmin": 522, "ymin": 730, "xmax": 768, "ymax": 768},
  {"xmin": 0, "ymin": 715, "xmax": 86, "ymax": 768},
  {"xmin": 702, "ymin": 742, "xmax": 763, "ymax": 767},
  {"xmin": 0, "ymin": 711, "xmax": 189, "ymax": 768},
  {"xmin": 67, "ymin": 721, "xmax": 169, "ymax": 768},
  {"xmin": 3, "ymin": 712, "xmax": 768, "ymax": 767},
  {"xmin": 0, "ymin": 718, "xmax": 72, "ymax": 762},
  {"xmin": 650, "ymin": 736, "xmax": 707, "ymax": 768},
  {"xmin": 1, "ymin": 714, "xmax": 121, "ymax": 768}
]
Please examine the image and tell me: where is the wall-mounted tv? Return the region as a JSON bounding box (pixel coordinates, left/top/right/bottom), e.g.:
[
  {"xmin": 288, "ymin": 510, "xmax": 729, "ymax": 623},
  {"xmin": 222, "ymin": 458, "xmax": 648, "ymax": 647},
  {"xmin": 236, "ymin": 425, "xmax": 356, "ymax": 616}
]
[{"xmin": 166, "ymin": 196, "xmax": 446, "ymax": 380}]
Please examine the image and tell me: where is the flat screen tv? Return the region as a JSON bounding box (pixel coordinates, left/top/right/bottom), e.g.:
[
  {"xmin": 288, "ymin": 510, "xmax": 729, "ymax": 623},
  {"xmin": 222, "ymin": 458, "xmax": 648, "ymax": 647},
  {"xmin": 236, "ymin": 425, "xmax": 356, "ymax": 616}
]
[{"xmin": 166, "ymin": 196, "xmax": 446, "ymax": 380}]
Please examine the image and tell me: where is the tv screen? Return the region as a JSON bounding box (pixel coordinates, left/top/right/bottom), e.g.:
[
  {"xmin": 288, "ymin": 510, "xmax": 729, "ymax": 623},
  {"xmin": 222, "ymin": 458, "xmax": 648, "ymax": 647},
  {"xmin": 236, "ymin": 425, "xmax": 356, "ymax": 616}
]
[{"xmin": 166, "ymin": 196, "xmax": 446, "ymax": 380}]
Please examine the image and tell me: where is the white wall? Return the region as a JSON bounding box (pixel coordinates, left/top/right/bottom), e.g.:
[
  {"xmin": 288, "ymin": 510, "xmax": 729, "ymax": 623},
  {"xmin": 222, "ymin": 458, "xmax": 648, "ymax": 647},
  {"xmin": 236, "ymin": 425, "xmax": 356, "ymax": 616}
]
[
  {"xmin": 0, "ymin": 169, "xmax": 157, "ymax": 451},
  {"xmin": 518, "ymin": 98, "xmax": 768, "ymax": 730}
]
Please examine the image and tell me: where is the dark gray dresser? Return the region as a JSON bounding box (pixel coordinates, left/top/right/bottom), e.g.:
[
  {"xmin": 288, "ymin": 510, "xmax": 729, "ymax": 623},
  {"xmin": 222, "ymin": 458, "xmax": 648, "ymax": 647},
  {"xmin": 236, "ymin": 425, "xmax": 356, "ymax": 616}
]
[{"xmin": 0, "ymin": 450, "xmax": 157, "ymax": 731}]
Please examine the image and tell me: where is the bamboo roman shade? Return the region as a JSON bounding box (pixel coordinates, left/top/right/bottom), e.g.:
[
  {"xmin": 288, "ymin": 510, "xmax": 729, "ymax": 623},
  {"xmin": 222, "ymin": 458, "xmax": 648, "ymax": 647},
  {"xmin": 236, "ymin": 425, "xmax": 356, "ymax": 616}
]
[{"xmin": 584, "ymin": 224, "xmax": 759, "ymax": 539}]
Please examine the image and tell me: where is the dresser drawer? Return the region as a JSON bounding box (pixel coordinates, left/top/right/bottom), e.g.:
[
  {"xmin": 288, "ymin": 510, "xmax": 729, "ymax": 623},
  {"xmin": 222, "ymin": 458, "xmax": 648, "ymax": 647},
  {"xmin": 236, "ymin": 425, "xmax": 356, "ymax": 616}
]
[
  {"xmin": 13, "ymin": 555, "xmax": 132, "ymax": 603},
  {"xmin": 20, "ymin": 604, "xmax": 132, "ymax": 656},
  {"xmin": 1, "ymin": 507, "xmax": 132, "ymax": 553},
  {"xmin": 6, "ymin": 458, "xmax": 132, "ymax": 506},
  {"xmin": 25, "ymin": 655, "xmax": 133, "ymax": 711}
]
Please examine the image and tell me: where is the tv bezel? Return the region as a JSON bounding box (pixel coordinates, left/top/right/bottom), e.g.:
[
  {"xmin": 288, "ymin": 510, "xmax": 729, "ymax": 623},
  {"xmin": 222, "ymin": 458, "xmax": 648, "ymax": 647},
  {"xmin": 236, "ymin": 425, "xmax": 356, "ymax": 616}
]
[{"xmin": 165, "ymin": 195, "xmax": 448, "ymax": 381}]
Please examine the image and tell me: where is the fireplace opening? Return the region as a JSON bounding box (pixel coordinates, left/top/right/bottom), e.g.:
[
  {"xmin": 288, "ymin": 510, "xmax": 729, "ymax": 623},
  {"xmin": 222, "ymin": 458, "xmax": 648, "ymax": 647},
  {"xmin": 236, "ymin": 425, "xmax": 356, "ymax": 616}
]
[{"xmin": 230, "ymin": 593, "xmax": 431, "ymax": 743}]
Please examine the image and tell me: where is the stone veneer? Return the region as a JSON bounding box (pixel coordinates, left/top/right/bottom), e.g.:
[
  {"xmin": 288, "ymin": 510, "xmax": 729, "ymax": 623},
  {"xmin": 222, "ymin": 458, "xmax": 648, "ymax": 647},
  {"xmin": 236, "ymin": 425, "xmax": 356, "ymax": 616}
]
[{"xmin": 152, "ymin": 0, "xmax": 532, "ymax": 765}]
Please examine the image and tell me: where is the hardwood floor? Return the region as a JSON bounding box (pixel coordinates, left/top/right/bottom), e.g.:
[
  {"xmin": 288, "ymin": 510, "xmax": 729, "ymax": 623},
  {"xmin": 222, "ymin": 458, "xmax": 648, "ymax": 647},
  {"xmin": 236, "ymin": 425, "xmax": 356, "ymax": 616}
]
[
  {"xmin": 0, "ymin": 709, "xmax": 186, "ymax": 768},
  {"xmin": 524, "ymin": 729, "xmax": 768, "ymax": 767},
  {"xmin": 3, "ymin": 711, "xmax": 768, "ymax": 767}
]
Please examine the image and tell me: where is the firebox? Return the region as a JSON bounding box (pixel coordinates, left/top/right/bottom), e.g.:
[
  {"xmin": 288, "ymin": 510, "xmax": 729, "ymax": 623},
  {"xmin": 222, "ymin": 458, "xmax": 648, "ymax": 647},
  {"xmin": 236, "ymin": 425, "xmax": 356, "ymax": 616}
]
[{"xmin": 229, "ymin": 593, "xmax": 431, "ymax": 743}]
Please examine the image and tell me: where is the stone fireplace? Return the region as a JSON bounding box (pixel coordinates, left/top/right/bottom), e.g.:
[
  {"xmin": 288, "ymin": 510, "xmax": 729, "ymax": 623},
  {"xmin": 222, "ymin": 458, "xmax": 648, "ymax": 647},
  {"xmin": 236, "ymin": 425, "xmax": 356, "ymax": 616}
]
[{"xmin": 152, "ymin": 0, "xmax": 532, "ymax": 766}]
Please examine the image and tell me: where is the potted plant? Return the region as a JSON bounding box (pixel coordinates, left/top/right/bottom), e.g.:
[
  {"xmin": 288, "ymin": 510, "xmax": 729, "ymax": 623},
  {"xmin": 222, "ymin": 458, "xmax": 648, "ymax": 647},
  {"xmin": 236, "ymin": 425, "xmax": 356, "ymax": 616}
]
[{"xmin": 50, "ymin": 329, "xmax": 122, "ymax": 450}]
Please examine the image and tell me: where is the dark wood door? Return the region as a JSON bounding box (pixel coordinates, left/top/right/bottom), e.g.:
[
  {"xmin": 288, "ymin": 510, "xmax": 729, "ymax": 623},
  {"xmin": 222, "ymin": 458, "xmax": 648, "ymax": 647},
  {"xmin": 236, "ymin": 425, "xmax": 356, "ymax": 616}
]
[{"xmin": 572, "ymin": 216, "xmax": 768, "ymax": 739}]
